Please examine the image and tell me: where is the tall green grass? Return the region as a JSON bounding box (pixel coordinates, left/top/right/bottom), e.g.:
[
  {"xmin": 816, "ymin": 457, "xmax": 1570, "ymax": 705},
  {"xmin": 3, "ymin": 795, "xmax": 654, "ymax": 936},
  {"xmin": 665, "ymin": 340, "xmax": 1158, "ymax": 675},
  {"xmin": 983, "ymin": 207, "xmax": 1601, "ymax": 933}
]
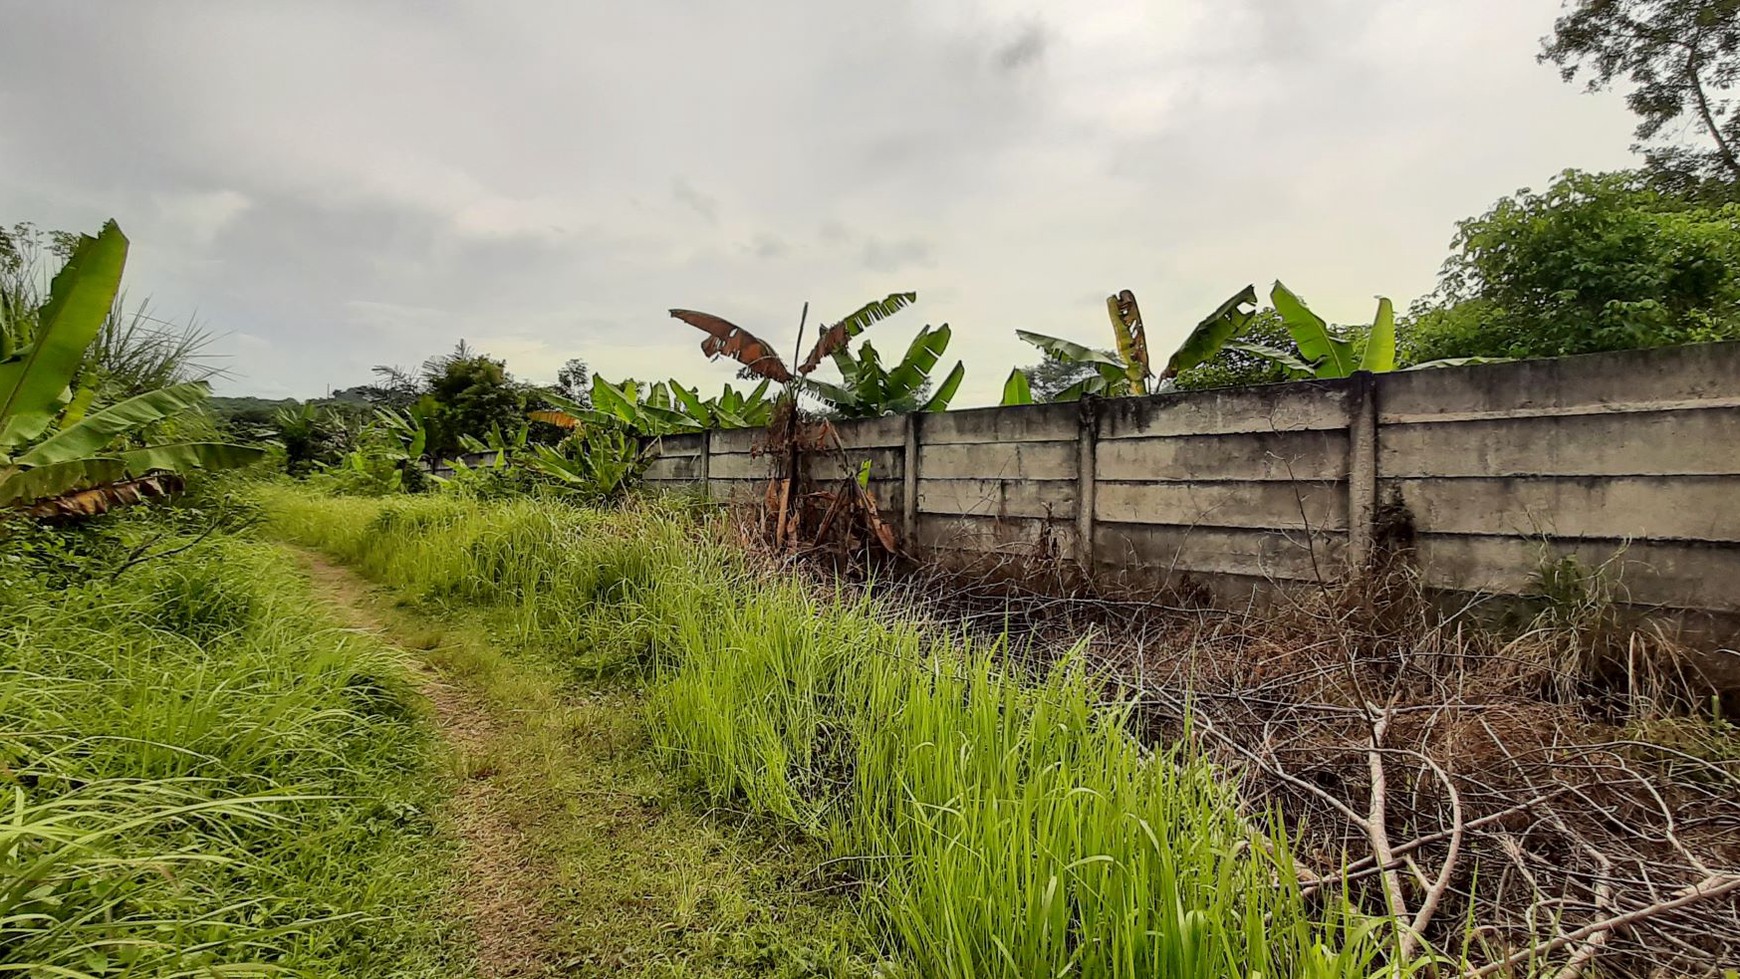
[
  {"xmin": 0, "ymin": 515, "xmax": 454, "ymax": 977},
  {"xmin": 262, "ymin": 487, "xmax": 1410, "ymax": 978}
]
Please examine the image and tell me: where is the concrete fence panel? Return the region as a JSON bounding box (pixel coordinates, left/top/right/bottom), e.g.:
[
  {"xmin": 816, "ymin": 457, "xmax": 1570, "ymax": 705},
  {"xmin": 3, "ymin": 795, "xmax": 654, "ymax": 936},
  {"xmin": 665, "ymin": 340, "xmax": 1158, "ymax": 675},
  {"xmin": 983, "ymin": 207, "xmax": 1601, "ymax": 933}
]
[{"xmin": 638, "ymin": 342, "xmax": 1740, "ymax": 628}]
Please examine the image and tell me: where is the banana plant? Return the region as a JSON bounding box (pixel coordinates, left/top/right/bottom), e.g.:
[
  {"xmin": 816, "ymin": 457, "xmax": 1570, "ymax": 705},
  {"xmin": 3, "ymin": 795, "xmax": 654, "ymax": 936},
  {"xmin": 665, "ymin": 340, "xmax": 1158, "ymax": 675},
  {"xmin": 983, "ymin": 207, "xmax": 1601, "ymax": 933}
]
[
  {"xmin": 804, "ymin": 322, "xmax": 965, "ymax": 418},
  {"xmin": 0, "ymin": 221, "xmax": 263, "ymax": 513},
  {"xmin": 669, "ymin": 379, "xmax": 775, "ymax": 429},
  {"xmin": 524, "ymin": 428, "xmax": 648, "ymax": 502},
  {"xmin": 375, "ymin": 401, "xmax": 432, "ymax": 464},
  {"xmin": 669, "ymin": 291, "xmax": 961, "ymax": 415},
  {"xmin": 532, "ymin": 374, "xmax": 780, "ymax": 442},
  {"xmin": 1232, "ymin": 281, "xmax": 1499, "ymax": 379},
  {"xmin": 1006, "ymin": 285, "xmax": 1260, "ymax": 403},
  {"xmin": 458, "ymin": 420, "xmax": 529, "ymax": 465}
]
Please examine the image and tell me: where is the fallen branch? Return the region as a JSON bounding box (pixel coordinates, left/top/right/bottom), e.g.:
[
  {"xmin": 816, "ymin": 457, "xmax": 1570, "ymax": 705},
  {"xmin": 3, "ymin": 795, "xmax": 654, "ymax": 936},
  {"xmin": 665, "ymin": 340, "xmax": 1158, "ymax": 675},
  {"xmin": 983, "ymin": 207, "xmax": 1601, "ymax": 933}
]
[{"xmin": 1467, "ymin": 875, "xmax": 1740, "ymax": 978}]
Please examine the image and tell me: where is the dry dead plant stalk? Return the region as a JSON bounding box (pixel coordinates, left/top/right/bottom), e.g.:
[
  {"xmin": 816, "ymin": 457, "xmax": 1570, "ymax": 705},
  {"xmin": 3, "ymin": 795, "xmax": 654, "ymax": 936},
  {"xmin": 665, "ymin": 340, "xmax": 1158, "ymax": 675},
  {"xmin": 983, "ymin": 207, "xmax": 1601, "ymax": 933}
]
[{"xmin": 774, "ymin": 546, "xmax": 1740, "ymax": 977}]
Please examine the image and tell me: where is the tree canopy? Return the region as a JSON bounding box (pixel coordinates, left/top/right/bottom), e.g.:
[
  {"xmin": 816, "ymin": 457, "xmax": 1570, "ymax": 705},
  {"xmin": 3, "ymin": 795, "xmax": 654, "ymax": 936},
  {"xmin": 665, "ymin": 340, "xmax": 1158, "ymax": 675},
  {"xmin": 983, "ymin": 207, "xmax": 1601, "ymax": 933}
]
[
  {"xmin": 1542, "ymin": 0, "xmax": 1740, "ymax": 195},
  {"xmin": 1403, "ymin": 168, "xmax": 1740, "ymax": 361}
]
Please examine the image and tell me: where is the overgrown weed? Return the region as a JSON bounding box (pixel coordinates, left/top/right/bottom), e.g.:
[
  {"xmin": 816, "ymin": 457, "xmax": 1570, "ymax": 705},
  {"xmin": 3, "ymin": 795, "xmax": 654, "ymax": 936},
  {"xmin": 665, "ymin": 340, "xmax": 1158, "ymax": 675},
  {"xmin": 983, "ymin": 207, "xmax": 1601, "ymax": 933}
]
[
  {"xmin": 260, "ymin": 485, "xmax": 1406, "ymax": 978},
  {"xmin": 0, "ymin": 507, "xmax": 457, "ymax": 977}
]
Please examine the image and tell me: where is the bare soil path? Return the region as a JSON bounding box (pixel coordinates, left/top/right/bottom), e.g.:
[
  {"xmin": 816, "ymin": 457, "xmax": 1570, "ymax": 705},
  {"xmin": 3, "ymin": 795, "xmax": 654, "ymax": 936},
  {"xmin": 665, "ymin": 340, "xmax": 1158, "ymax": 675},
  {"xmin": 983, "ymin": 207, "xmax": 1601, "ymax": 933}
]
[{"xmin": 295, "ymin": 548, "xmax": 559, "ymax": 978}]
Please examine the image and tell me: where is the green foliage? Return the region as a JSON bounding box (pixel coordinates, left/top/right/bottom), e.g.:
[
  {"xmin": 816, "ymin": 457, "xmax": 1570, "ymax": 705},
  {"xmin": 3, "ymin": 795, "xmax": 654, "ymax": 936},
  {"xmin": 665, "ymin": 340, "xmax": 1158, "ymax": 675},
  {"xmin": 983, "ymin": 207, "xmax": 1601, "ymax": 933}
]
[
  {"xmin": 262, "ymin": 490, "xmax": 1411, "ymax": 979},
  {"xmin": 524, "ymin": 429, "xmax": 651, "ymax": 503},
  {"xmin": 541, "ymin": 376, "xmax": 775, "ymax": 436},
  {"xmin": 1269, "ymin": 282, "xmax": 1360, "ymax": 377},
  {"xmin": 0, "ymin": 515, "xmax": 453, "ymax": 976},
  {"xmin": 556, "ymin": 356, "xmax": 592, "ymax": 405},
  {"xmin": 1172, "ymin": 310, "xmax": 1297, "ymax": 391},
  {"xmin": 0, "ymin": 221, "xmax": 128, "ymax": 447},
  {"xmin": 999, "ymin": 366, "xmax": 1033, "ymax": 406},
  {"xmin": 273, "ymin": 401, "xmax": 359, "ymax": 475},
  {"xmin": 798, "ymin": 292, "xmax": 920, "ymax": 374},
  {"xmin": 1161, "ymin": 284, "xmax": 1262, "ymax": 382},
  {"xmin": 809, "ymin": 323, "xmax": 964, "ymax": 418},
  {"xmin": 1014, "ymin": 353, "xmax": 1100, "ymax": 402},
  {"xmin": 18, "ymin": 381, "xmax": 214, "ymax": 465},
  {"xmin": 0, "ymin": 222, "xmax": 262, "ymax": 511},
  {"xmin": 1013, "ymin": 286, "xmax": 1261, "ymax": 401},
  {"xmin": 1542, "ymin": 0, "xmax": 1740, "ymax": 190},
  {"xmin": 1405, "ymin": 170, "xmax": 1740, "ymax": 361},
  {"xmin": 420, "ymin": 343, "xmax": 526, "ymax": 460},
  {"xmin": 671, "ymin": 292, "xmax": 955, "ymax": 416},
  {"xmin": 1235, "ymin": 282, "xmax": 1488, "ymax": 381}
]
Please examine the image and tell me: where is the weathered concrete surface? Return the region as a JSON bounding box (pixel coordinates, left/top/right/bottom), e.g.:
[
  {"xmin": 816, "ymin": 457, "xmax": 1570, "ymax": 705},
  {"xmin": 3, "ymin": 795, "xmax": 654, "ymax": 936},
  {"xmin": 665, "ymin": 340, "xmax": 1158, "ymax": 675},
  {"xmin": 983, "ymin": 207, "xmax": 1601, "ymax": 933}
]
[{"xmin": 644, "ymin": 342, "xmax": 1740, "ymax": 654}]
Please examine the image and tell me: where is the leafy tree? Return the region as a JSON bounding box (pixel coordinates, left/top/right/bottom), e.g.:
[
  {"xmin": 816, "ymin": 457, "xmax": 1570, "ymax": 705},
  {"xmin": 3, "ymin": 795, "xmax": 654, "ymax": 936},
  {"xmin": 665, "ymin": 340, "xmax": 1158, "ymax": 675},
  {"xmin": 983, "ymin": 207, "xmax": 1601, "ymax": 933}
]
[
  {"xmin": 351, "ymin": 341, "xmax": 527, "ymax": 461},
  {"xmin": 1015, "ymin": 353, "xmax": 1100, "ymax": 401},
  {"xmin": 555, "ymin": 357, "xmax": 592, "ymax": 406},
  {"xmin": 1542, "ymin": 0, "xmax": 1740, "ymax": 193},
  {"xmin": 1404, "ymin": 169, "xmax": 1740, "ymax": 361},
  {"xmin": 421, "ymin": 344, "xmax": 524, "ymax": 460},
  {"xmin": 1172, "ymin": 310, "xmax": 1295, "ymax": 391}
]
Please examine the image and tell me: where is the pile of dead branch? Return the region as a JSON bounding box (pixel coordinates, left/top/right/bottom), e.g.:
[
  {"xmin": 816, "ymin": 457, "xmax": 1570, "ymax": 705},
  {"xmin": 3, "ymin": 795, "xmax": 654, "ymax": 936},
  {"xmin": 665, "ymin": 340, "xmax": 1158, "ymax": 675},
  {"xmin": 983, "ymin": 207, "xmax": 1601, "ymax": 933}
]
[
  {"xmin": 736, "ymin": 399, "xmax": 899, "ymax": 566},
  {"xmin": 808, "ymin": 548, "xmax": 1740, "ymax": 977}
]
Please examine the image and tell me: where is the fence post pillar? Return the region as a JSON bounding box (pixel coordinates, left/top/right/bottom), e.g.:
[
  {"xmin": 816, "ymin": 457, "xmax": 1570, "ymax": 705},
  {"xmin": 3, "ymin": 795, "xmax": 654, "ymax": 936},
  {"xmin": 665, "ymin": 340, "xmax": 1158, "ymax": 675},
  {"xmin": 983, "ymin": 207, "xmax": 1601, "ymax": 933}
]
[
  {"xmin": 902, "ymin": 412, "xmax": 921, "ymax": 548},
  {"xmin": 698, "ymin": 429, "xmax": 712, "ymax": 499},
  {"xmin": 1347, "ymin": 372, "xmax": 1379, "ymax": 573},
  {"xmin": 1076, "ymin": 396, "xmax": 1100, "ymax": 572}
]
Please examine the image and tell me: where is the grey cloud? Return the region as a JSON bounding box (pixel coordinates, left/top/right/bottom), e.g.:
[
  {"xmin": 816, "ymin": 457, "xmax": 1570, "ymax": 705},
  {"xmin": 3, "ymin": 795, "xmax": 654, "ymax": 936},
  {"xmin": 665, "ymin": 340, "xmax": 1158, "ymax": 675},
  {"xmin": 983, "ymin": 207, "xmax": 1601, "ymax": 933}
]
[
  {"xmin": 0, "ymin": 0, "xmax": 1641, "ymax": 406},
  {"xmin": 671, "ymin": 178, "xmax": 719, "ymax": 225},
  {"xmin": 746, "ymin": 233, "xmax": 789, "ymax": 259},
  {"xmin": 862, "ymin": 237, "xmax": 935, "ymax": 274},
  {"xmin": 996, "ymin": 24, "xmax": 1050, "ymax": 72}
]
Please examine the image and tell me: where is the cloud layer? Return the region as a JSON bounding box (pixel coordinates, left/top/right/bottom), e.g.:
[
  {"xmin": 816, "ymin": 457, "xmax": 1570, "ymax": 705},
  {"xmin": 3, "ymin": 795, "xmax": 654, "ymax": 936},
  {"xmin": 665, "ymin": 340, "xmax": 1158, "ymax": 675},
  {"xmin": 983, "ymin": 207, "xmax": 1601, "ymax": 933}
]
[{"xmin": 0, "ymin": 0, "xmax": 1637, "ymax": 401}]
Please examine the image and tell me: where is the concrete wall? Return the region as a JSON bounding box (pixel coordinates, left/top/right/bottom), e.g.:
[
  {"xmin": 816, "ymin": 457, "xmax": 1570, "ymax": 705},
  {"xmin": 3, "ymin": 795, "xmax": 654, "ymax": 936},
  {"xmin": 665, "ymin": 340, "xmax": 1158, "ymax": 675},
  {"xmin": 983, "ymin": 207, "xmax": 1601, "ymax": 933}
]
[{"xmin": 642, "ymin": 342, "xmax": 1740, "ymax": 620}]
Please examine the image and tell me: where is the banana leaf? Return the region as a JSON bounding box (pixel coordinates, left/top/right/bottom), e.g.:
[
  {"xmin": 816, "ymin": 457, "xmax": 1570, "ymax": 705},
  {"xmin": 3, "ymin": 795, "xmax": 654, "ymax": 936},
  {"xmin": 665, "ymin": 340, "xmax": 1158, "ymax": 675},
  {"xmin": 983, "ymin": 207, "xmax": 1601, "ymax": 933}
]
[
  {"xmin": 669, "ymin": 309, "xmax": 793, "ymax": 383},
  {"xmin": 1360, "ymin": 297, "xmax": 1396, "ymax": 373},
  {"xmin": 1270, "ymin": 281, "xmax": 1357, "ymax": 378},
  {"xmin": 670, "ymin": 381, "xmax": 715, "ymax": 427},
  {"xmin": 886, "ymin": 324, "xmax": 951, "ymax": 399},
  {"xmin": 0, "ymin": 221, "xmax": 129, "ymax": 448},
  {"xmin": 1225, "ymin": 341, "xmax": 1318, "ymax": 376},
  {"xmin": 1404, "ymin": 356, "xmax": 1509, "ymax": 370},
  {"xmin": 639, "ymin": 403, "xmax": 703, "ymax": 434},
  {"xmin": 590, "ymin": 377, "xmax": 643, "ymax": 427},
  {"xmin": 799, "ymin": 291, "xmax": 917, "ymax": 374},
  {"xmin": 0, "ymin": 458, "xmax": 126, "ymax": 506},
  {"xmin": 919, "ymin": 362, "xmax": 965, "ymax": 412},
  {"xmin": 800, "ymin": 377, "xmax": 856, "ymax": 407},
  {"xmin": 529, "ymin": 409, "xmax": 581, "ymax": 430},
  {"xmin": 1015, "ymin": 330, "xmax": 1125, "ymax": 370},
  {"xmin": 1052, "ymin": 373, "xmax": 1113, "ymax": 402},
  {"xmin": 1106, "ymin": 290, "xmax": 1151, "ymax": 391},
  {"xmin": 1160, "ymin": 284, "xmax": 1259, "ymax": 380},
  {"xmin": 1001, "ymin": 368, "xmax": 1033, "ymax": 406},
  {"xmin": 711, "ymin": 404, "xmax": 749, "ymax": 429},
  {"xmin": 117, "ymin": 441, "xmax": 266, "ymax": 476},
  {"xmin": 17, "ymin": 381, "xmax": 212, "ymax": 466}
]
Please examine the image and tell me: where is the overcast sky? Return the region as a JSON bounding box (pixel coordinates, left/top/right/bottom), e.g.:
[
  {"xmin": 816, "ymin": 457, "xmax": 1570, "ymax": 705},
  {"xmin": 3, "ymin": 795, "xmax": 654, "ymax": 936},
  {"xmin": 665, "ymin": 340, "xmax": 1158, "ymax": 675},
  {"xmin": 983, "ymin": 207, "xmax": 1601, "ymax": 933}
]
[{"xmin": 0, "ymin": 1, "xmax": 1639, "ymax": 403}]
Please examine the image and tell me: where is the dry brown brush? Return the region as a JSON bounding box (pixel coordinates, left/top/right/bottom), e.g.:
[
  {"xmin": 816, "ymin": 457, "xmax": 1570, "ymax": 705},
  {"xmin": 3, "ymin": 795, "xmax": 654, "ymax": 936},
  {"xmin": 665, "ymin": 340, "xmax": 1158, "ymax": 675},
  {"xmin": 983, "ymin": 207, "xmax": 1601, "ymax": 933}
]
[{"xmin": 753, "ymin": 527, "xmax": 1740, "ymax": 977}]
